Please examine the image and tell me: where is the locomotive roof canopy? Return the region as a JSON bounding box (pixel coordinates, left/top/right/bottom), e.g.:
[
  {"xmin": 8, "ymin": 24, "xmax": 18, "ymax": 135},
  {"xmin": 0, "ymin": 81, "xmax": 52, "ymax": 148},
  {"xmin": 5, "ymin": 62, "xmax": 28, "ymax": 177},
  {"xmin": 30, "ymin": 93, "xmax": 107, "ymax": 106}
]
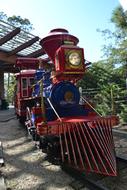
[{"xmin": 0, "ymin": 19, "xmax": 48, "ymax": 73}]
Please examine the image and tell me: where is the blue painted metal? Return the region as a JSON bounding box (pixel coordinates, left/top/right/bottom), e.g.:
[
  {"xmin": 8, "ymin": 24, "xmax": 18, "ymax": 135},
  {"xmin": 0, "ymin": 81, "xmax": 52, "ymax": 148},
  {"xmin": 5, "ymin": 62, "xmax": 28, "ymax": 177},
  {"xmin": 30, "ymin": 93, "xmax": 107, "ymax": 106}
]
[
  {"xmin": 50, "ymin": 81, "xmax": 80, "ymax": 107},
  {"xmin": 55, "ymin": 105, "xmax": 89, "ymax": 117},
  {"xmin": 33, "ymin": 69, "xmax": 52, "ymax": 97},
  {"xmin": 35, "ymin": 69, "xmax": 44, "ymax": 80}
]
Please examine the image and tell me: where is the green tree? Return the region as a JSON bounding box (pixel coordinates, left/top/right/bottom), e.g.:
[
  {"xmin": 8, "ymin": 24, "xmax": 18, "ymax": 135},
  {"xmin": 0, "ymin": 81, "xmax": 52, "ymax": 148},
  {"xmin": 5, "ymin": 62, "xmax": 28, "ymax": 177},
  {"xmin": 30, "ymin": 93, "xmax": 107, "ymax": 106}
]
[
  {"xmin": 99, "ymin": 6, "xmax": 127, "ymax": 67},
  {"xmin": 101, "ymin": 6, "xmax": 127, "ymax": 122},
  {"xmin": 0, "ymin": 11, "xmax": 33, "ymax": 32},
  {"xmin": 0, "ymin": 12, "xmax": 7, "ymax": 20},
  {"xmin": 5, "ymin": 74, "xmax": 16, "ymax": 104},
  {"xmin": 78, "ymin": 5, "xmax": 127, "ymax": 122},
  {"xmin": 7, "ymin": 15, "xmax": 33, "ymax": 32}
]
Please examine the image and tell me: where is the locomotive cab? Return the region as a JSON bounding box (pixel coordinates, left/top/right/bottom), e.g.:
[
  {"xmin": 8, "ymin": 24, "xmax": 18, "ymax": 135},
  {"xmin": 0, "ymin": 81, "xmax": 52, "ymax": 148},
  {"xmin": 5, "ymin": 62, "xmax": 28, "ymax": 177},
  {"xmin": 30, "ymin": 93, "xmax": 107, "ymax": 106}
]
[
  {"xmin": 16, "ymin": 70, "xmax": 35, "ymax": 98},
  {"xmin": 14, "ymin": 58, "xmax": 41, "ymax": 122},
  {"xmin": 14, "ymin": 70, "xmax": 36, "ymax": 120}
]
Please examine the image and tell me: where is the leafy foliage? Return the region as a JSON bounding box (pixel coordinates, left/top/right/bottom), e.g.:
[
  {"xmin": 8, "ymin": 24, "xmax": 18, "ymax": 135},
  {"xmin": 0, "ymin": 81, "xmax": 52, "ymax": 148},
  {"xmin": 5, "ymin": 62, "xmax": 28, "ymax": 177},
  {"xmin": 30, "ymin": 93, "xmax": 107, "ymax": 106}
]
[
  {"xmin": 0, "ymin": 11, "xmax": 7, "ymax": 20},
  {"xmin": 78, "ymin": 5, "xmax": 127, "ymax": 123},
  {"xmin": 7, "ymin": 16, "xmax": 33, "ymax": 31},
  {"xmin": 78, "ymin": 62, "xmax": 126, "ymax": 123},
  {"xmin": 111, "ymin": 6, "xmax": 127, "ymax": 30},
  {"xmin": 4, "ymin": 75, "xmax": 16, "ymax": 104},
  {"xmin": 0, "ymin": 11, "xmax": 33, "ymax": 32}
]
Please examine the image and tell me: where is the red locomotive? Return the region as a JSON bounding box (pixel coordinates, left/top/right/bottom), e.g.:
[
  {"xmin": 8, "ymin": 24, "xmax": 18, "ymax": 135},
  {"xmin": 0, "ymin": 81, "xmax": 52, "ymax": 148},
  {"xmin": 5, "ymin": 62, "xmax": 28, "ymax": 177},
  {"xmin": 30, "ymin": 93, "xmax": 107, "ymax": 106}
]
[{"xmin": 14, "ymin": 28, "xmax": 118, "ymax": 176}]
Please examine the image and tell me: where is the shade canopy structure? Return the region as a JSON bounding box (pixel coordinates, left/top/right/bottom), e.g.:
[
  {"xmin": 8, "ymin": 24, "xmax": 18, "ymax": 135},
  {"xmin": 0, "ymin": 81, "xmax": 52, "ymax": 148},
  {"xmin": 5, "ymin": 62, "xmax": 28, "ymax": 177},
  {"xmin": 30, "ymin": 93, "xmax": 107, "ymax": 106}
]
[{"xmin": 0, "ymin": 19, "xmax": 47, "ymax": 73}]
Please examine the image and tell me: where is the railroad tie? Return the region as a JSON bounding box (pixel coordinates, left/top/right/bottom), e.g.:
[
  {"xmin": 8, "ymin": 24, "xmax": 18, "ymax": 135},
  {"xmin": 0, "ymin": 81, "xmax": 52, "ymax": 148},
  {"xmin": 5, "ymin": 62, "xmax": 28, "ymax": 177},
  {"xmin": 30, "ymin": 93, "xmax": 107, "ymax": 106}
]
[{"xmin": 0, "ymin": 141, "xmax": 4, "ymax": 167}]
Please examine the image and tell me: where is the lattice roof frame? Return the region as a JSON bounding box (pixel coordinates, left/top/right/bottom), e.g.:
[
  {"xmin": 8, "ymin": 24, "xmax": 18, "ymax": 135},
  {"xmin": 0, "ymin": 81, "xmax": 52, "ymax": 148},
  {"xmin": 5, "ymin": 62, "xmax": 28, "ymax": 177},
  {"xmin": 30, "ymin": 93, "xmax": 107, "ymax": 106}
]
[{"xmin": 0, "ymin": 19, "xmax": 47, "ymax": 72}]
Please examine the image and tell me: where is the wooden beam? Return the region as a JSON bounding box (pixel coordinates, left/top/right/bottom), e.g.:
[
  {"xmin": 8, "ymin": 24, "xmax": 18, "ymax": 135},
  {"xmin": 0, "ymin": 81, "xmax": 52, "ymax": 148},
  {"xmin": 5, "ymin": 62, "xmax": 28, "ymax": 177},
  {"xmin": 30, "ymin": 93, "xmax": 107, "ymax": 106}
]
[
  {"xmin": 0, "ymin": 50, "xmax": 17, "ymax": 64},
  {"xmin": 0, "ymin": 63, "xmax": 13, "ymax": 67},
  {"xmin": 0, "ymin": 27, "xmax": 21, "ymax": 46},
  {"xmin": 0, "ymin": 62, "xmax": 18, "ymax": 73},
  {"xmin": 26, "ymin": 48, "xmax": 45, "ymax": 58},
  {"xmin": 1, "ymin": 68, "xmax": 18, "ymax": 73},
  {"xmin": 8, "ymin": 36, "xmax": 39, "ymax": 56}
]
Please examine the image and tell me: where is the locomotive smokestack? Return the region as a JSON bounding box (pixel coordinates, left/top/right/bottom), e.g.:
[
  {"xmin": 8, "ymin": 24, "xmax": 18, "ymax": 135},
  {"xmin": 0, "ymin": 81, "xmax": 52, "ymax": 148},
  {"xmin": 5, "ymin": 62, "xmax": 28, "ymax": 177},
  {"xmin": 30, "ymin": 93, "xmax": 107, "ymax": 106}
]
[{"xmin": 40, "ymin": 28, "xmax": 79, "ymax": 63}]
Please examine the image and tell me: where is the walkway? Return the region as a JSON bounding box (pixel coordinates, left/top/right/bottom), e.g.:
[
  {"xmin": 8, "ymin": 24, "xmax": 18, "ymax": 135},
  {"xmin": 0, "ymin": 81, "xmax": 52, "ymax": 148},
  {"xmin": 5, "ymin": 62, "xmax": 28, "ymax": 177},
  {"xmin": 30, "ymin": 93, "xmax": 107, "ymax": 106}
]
[{"xmin": 0, "ymin": 107, "xmax": 15, "ymax": 122}]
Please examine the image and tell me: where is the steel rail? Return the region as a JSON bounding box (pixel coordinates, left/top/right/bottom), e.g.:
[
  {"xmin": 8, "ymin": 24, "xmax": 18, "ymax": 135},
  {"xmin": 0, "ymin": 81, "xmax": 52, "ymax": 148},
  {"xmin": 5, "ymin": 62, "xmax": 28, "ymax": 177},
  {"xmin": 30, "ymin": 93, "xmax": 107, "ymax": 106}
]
[
  {"xmin": 62, "ymin": 155, "xmax": 127, "ymax": 190},
  {"xmin": 0, "ymin": 141, "xmax": 4, "ymax": 167},
  {"xmin": 113, "ymin": 129, "xmax": 127, "ymax": 139},
  {"xmin": 116, "ymin": 155, "xmax": 127, "ymax": 163},
  {"xmin": 62, "ymin": 165, "xmax": 108, "ymax": 190}
]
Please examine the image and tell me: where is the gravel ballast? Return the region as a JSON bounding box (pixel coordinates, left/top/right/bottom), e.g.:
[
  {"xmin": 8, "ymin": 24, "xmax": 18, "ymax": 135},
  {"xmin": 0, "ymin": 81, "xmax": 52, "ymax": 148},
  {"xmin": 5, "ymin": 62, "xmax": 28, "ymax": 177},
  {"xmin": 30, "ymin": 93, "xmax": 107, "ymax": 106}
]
[{"xmin": 0, "ymin": 108, "xmax": 74, "ymax": 190}]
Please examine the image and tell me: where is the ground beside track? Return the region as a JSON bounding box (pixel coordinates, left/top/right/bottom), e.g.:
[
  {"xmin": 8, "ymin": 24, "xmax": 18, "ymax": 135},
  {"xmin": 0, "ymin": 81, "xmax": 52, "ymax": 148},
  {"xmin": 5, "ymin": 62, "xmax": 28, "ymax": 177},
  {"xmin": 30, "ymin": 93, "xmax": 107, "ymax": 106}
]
[
  {"xmin": 113, "ymin": 124, "xmax": 127, "ymax": 156},
  {"xmin": 0, "ymin": 108, "xmax": 74, "ymax": 190},
  {"xmin": 97, "ymin": 125, "xmax": 127, "ymax": 190}
]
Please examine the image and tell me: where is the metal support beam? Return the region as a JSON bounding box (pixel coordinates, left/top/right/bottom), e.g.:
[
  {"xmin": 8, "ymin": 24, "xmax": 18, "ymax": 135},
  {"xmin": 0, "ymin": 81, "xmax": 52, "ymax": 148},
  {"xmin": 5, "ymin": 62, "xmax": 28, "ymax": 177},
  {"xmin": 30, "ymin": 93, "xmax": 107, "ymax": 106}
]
[
  {"xmin": 0, "ymin": 63, "xmax": 17, "ymax": 73},
  {"xmin": 0, "ymin": 71, "xmax": 4, "ymax": 99},
  {"xmin": 8, "ymin": 36, "xmax": 39, "ymax": 56},
  {"xmin": 26, "ymin": 48, "xmax": 45, "ymax": 58},
  {"xmin": 0, "ymin": 51, "xmax": 17, "ymax": 64},
  {"xmin": 0, "ymin": 27, "xmax": 20, "ymax": 46},
  {"xmin": 113, "ymin": 129, "xmax": 127, "ymax": 139},
  {"xmin": 0, "ymin": 20, "xmax": 47, "ymax": 72}
]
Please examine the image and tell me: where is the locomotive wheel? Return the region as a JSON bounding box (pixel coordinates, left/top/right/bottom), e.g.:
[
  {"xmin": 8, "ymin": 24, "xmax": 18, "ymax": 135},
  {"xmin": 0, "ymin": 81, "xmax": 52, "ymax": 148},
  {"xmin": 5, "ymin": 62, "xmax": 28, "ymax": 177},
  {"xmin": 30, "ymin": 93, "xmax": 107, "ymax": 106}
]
[
  {"xmin": 40, "ymin": 136, "xmax": 61, "ymax": 164},
  {"xmin": 19, "ymin": 116, "xmax": 26, "ymax": 124},
  {"xmin": 39, "ymin": 136, "xmax": 48, "ymax": 151},
  {"xmin": 26, "ymin": 107, "xmax": 40, "ymax": 141}
]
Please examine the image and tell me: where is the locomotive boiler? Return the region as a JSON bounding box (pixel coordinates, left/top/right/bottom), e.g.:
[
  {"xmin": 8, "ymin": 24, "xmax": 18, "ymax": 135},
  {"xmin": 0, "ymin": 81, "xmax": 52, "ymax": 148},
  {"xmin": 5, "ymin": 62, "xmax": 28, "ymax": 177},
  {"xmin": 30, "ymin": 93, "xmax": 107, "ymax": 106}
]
[{"xmin": 14, "ymin": 28, "xmax": 118, "ymax": 176}]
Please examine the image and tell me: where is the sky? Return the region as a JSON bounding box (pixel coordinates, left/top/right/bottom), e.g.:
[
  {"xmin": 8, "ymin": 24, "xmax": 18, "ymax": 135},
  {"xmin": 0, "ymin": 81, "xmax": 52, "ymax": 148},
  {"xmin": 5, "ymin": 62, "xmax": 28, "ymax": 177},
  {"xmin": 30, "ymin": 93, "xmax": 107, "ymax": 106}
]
[{"xmin": 0, "ymin": 0, "xmax": 126, "ymax": 62}]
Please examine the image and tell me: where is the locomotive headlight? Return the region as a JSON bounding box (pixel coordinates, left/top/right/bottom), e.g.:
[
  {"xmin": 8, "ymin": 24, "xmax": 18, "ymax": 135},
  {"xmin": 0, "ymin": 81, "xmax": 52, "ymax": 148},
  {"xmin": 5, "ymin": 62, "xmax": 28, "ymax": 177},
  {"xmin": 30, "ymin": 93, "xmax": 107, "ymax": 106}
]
[{"xmin": 68, "ymin": 52, "xmax": 81, "ymax": 66}]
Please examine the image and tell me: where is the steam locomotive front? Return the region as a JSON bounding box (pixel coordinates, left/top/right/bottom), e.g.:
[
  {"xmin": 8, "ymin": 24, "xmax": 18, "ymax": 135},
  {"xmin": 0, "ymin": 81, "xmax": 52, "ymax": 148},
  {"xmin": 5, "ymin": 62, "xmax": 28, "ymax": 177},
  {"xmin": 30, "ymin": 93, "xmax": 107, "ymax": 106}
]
[
  {"xmin": 39, "ymin": 29, "xmax": 88, "ymax": 118},
  {"xmin": 26, "ymin": 29, "xmax": 119, "ymax": 177}
]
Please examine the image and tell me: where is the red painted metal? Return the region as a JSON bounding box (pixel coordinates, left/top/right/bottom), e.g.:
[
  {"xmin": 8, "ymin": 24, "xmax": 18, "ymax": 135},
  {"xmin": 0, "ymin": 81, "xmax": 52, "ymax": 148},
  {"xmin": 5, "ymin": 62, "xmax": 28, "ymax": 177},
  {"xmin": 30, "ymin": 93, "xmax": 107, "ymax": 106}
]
[
  {"xmin": 25, "ymin": 105, "xmax": 117, "ymax": 176},
  {"xmin": 40, "ymin": 29, "xmax": 85, "ymax": 83},
  {"xmin": 16, "ymin": 57, "xmax": 50, "ymax": 70},
  {"xmin": 43, "ymin": 116, "xmax": 118, "ymax": 176},
  {"xmin": 55, "ymin": 46, "xmax": 85, "ymax": 72},
  {"xmin": 16, "ymin": 58, "xmax": 40, "ymax": 69},
  {"xmin": 40, "ymin": 28, "xmax": 79, "ymax": 63},
  {"xmin": 14, "ymin": 70, "xmax": 36, "ymax": 117}
]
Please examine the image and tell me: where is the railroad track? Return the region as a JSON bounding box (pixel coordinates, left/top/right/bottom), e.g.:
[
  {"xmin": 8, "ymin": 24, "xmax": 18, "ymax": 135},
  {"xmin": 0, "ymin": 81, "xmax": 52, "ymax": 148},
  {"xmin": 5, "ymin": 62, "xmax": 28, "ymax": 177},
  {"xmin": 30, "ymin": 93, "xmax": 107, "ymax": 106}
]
[
  {"xmin": 38, "ymin": 128, "xmax": 127, "ymax": 190},
  {"xmin": 12, "ymin": 122, "xmax": 127, "ymax": 190},
  {"xmin": 30, "ymin": 126, "xmax": 127, "ymax": 190},
  {"xmin": 62, "ymin": 128, "xmax": 127, "ymax": 190},
  {"xmin": 62, "ymin": 155, "xmax": 127, "ymax": 190},
  {"xmin": 113, "ymin": 129, "xmax": 127, "ymax": 139}
]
